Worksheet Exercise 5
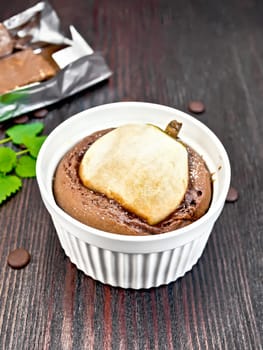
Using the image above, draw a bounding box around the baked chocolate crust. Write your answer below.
[53,129,212,236]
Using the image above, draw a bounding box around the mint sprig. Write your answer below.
[0,122,46,204]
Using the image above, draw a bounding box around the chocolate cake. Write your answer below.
[53,128,212,236]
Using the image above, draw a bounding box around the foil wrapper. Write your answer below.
[0,2,112,122]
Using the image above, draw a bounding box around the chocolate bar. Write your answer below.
[0,48,58,94]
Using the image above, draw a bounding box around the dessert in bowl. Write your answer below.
[53,122,212,236]
[36,102,231,289]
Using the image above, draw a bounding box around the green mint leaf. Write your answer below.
[0,147,17,173]
[22,135,47,158]
[6,122,44,145]
[15,155,36,178]
[0,173,22,204]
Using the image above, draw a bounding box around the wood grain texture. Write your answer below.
[0,0,262,349]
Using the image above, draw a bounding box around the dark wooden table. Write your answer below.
[0,1,262,349]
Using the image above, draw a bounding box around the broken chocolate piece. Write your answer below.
[0,23,13,58]
[13,35,33,49]
[0,48,58,95]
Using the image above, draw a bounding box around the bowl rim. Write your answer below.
[36,101,231,244]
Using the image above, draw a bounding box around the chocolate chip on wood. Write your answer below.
[188,101,205,114]
[7,248,31,269]
[34,108,48,118]
[14,115,29,124]
[226,187,239,203]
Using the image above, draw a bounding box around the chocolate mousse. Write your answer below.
[53,125,212,236]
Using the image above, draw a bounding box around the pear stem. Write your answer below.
[165,120,182,139]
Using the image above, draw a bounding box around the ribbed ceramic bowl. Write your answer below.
[36,102,230,289]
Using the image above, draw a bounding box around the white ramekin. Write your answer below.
[36,102,231,289]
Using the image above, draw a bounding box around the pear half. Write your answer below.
[79,124,189,225]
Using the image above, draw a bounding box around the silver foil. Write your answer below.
[0,2,112,122]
